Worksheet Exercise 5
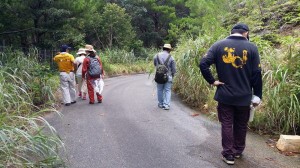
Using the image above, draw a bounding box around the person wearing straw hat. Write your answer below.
[75,48,88,100]
[82,44,104,104]
[153,44,176,110]
[199,23,262,165]
[53,44,77,106]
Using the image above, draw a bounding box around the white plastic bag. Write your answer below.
[249,105,255,122]
[99,78,104,94]
[249,95,261,122]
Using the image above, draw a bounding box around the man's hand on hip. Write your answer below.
[212,80,224,86]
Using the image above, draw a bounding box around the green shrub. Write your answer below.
[100,49,156,76]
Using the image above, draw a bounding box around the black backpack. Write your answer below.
[88,56,102,77]
[154,54,171,84]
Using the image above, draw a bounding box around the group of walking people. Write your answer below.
[53,23,262,166]
[53,44,104,106]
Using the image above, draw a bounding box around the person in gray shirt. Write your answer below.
[153,44,176,110]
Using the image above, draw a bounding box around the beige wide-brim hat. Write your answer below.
[163,44,172,50]
[76,48,87,55]
[85,44,96,53]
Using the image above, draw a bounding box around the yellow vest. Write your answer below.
[53,53,75,73]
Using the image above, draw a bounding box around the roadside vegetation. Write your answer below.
[0,1,299,166]
[100,49,157,76]
[173,0,300,135]
[0,49,64,167]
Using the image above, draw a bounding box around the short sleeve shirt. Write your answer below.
[53,53,75,73]
[74,56,86,76]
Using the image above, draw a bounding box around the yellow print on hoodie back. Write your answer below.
[222,47,248,68]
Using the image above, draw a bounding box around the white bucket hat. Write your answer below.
[76,48,86,55]
[85,44,96,53]
[163,44,172,50]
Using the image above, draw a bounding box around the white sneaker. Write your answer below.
[222,155,235,165]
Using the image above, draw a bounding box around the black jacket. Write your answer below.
[199,35,262,106]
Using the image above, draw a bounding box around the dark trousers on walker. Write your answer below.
[217,102,250,157]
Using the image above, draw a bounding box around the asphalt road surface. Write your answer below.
[46,74,299,168]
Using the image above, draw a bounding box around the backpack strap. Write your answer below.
[164,54,171,66]
[156,54,162,65]
[157,54,171,65]
[77,63,82,68]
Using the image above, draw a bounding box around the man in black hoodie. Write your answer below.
[199,23,262,165]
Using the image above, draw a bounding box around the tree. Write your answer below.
[101,3,136,49]
[0,0,86,49]
[114,0,178,47]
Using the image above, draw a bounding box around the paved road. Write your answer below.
[46,74,299,168]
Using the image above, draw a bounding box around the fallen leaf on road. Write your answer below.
[280,151,298,156]
[190,113,200,117]
[265,157,275,161]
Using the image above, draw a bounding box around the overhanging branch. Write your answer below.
[0,28,34,35]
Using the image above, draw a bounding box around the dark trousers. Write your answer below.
[217,102,250,156]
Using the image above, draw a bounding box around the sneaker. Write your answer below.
[158,104,164,108]
[65,103,71,106]
[78,92,82,97]
[82,93,87,100]
[89,102,94,104]
[163,106,170,110]
[71,101,76,104]
[234,153,242,159]
[222,155,235,165]
[96,93,103,103]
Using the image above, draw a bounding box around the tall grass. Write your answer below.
[0,49,64,167]
[173,37,213,108]
[172,25,227,111]
[0,110,64,167]
[250,37,300,134]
